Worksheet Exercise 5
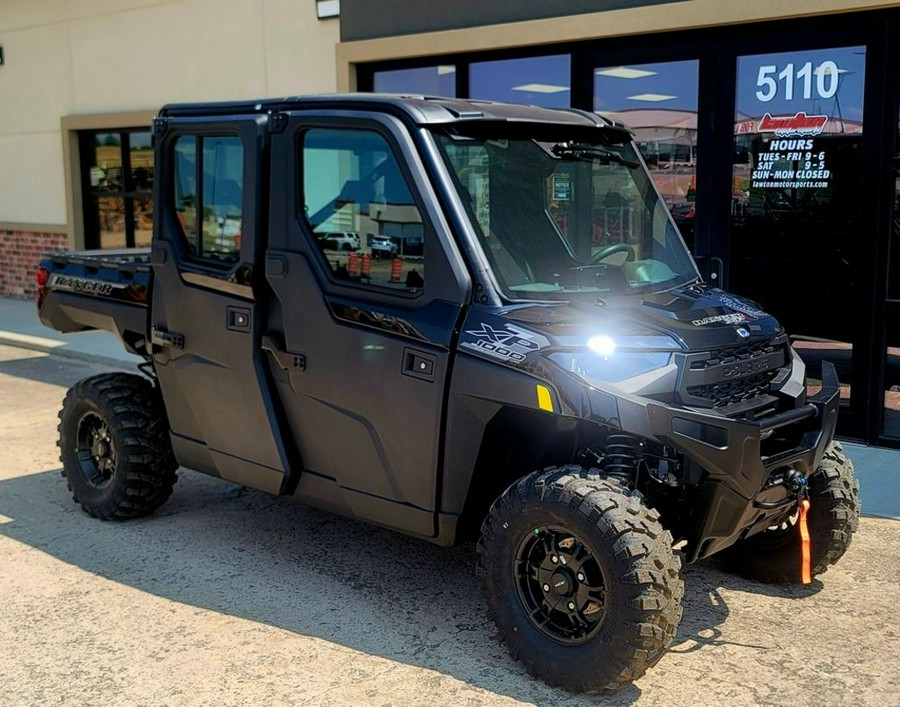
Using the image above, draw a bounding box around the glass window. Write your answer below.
[594,60,700,248]
[301,128,425,291]
[172,135,243,265]
[435,126,697,300]
[373,65,457,96]
[730,46,866,407]
[470,54,570,108]
[80,129,153,249]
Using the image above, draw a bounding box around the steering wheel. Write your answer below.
[589,243,635,264]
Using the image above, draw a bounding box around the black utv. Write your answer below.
[37,95,860,693]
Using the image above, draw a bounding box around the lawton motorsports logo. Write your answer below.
[757,112,829,138]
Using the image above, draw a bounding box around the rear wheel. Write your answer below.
[723,442,860,583]
[477,466,683,693]
[58,372,177,520]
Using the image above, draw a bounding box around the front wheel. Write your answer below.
[477,466,683,694]
[58,373,177,520]
[722,442,861,583]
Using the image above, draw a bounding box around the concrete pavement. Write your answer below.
[0,344,898,705]
[0,294,897,519]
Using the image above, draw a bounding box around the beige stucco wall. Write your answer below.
[0,0,339,230]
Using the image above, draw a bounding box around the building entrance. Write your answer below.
[359,8,900,445]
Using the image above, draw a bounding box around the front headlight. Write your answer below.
[586,335,617,357]
[549,351,673,385]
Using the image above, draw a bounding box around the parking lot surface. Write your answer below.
[0,344,898,706]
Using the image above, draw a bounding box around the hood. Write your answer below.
[496,285,782,352]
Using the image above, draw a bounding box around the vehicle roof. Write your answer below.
[158,93,628,132]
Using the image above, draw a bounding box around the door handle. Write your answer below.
[226,305,251,332]
[402,348,436,382]
[262,333,306,371]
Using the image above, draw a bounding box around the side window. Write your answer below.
[301,128,425,291]
[173,135,244,266]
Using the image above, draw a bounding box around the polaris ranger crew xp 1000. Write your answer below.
[37,95,860,694]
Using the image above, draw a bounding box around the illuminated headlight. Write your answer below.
[587,335,617,357]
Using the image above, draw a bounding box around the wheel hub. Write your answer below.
[90,435,109,459]
[549,569,574,597]
[75,412,116,487]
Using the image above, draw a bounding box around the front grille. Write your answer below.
[678,334,789,415]
[687,370,780,408]
[688,337,785,372]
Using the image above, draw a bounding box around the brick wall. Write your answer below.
[0,230,69,299]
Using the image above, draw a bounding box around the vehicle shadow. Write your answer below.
[0,467,816,705]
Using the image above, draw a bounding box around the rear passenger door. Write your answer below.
[150,115,292,493]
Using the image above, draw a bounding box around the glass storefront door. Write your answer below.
[729,46,867,423]
[883,108,900,438]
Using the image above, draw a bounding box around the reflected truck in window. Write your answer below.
[35,95,859,695]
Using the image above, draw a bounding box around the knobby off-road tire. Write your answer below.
[58,372,177,520]
[477,466,684,694]
[723,442,860,584]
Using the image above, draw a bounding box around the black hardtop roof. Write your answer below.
[158,93,628,132]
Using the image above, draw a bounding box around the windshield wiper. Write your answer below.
[551,142,640,169]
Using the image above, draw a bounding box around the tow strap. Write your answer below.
[798,498,812,585]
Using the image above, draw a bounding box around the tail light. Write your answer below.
[36,267,49,304]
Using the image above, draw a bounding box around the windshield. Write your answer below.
[433,126,698,300]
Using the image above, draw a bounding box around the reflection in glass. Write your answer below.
[201,137,243,262]
[92,195,126,249]
[594,60,699,247]
[88,133,123,192]
[731,46,867,406]
[134,197,153,247]
[129,132,154,191]
[470,54,570,108]
[373,65,456,97]
[302,128,426,290]
[884,319,900,438]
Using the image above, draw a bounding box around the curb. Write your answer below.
[0,332,139,371]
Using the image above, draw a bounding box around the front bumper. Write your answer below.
[593,362,840,562]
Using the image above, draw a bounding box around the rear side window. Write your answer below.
[301,128,425,292]
[173,135,244,265]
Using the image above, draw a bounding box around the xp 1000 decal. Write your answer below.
[460,322,547,364]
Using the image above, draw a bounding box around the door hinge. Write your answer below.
[267,111,288,134]
[151,117,168,137]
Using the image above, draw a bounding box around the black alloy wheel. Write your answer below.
[478,466,683,694]
[515,525,608,644]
